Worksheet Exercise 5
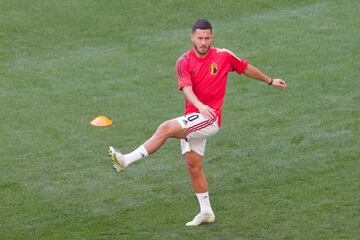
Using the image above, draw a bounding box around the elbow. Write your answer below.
[182,86,192,92]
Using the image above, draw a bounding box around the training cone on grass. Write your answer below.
[90,115,112,127]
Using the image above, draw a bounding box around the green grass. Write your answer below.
[1,0,359,239]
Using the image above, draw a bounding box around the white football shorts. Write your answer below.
[176,113,219,156]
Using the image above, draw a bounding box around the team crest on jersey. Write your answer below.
[210,63,217,75]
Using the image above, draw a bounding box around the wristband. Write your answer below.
[268,78,273,85]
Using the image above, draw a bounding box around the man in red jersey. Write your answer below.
[108,19,287,226]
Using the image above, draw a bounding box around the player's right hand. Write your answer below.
[198,104,216,119]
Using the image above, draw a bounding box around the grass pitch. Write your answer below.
[1,0,359,239]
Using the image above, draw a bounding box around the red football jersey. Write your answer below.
[176,47,248,126]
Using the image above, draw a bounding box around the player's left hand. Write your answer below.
[272,79,287,89]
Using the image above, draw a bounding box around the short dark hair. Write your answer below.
[192,19,212,33]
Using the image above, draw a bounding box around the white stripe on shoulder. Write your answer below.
[215,48,243,61]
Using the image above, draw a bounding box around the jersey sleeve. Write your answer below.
[226,49,248,75]
[176,54,192,90]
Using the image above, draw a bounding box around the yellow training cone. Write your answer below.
[90,115,112,127]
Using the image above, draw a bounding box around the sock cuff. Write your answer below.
[139,145,149,157]
[195,192,209,199]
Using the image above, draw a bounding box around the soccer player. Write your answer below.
[108,19,287,226]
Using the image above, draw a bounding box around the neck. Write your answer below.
[194,48,211,58]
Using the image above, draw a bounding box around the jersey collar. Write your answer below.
[191,47,214,61]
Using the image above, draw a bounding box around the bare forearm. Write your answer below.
[244,64,272,84]
[182,86,215,119]
[183,86,204,109]
[244,64,288,89]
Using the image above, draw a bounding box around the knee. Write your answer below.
[186,161,202,178]
[155,120,173,138]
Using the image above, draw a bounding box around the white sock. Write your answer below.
[195,192,214,215]
[124,145,149,166]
